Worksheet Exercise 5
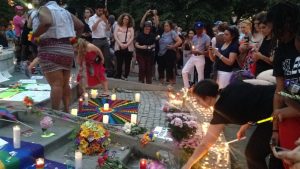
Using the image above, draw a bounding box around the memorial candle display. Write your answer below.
[140,159,147,169]
[131,114,137,124]
[111,94,117,101]
[13,125,21,149]
[75,150,82,169]
[135,93,141,102]
[36,158,45,169]
[71,109,78,116]
[90,89,98,99]
[103,115,109,124]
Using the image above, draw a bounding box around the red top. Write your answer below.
[77,51,106,87]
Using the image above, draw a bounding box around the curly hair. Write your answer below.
[226,26,240,44]
[117,13,134,28]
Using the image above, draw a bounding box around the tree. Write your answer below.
[0,0,14,25]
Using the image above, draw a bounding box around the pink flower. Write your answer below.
[185,121,198,129]
[171,117,183,128]
[40,116,53,129]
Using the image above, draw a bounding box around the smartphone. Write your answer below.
[244,36,250,43]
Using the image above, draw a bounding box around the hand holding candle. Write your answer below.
[13,125,21,149]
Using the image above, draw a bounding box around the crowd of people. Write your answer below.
[0,0,300,168]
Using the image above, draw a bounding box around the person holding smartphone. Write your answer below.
[275,138,300,169]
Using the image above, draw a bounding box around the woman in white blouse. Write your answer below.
[113,13,135,80]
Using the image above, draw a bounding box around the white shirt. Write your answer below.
[41,1,75,39]
[88,14,108,38]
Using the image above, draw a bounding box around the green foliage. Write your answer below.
[0,0,14,25]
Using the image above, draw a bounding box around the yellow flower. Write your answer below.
[94,132,102,140]
[79,145,87,154]
[81,125,88,131]
[80,129,90,138]
[80,139,88,148]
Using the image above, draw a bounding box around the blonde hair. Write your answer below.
[76,38,88,64]
[241,20,252,29]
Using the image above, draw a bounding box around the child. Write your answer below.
[72,38,109,96]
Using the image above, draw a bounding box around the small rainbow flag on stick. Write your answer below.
[0,107,16,121]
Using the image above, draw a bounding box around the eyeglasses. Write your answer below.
[123,18,129,20]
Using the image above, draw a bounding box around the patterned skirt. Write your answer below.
[37,38,74,73]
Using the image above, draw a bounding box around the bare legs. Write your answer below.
[44,69,71,113]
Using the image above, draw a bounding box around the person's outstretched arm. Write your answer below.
[182,124,225,169]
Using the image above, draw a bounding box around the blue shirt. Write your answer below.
[5,30,17,40]
[158,30,177,56]
[192,33,211,53]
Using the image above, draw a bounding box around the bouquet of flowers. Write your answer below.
[122,122,147,136]
[178,134,202,154]
[40,116,55,138]
[75,121,111,155]
[166,113,198,141]
[97,152,128,169]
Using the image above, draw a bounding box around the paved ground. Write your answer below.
[2,68,249,168]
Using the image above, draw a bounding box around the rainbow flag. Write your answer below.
[0,107,16,121]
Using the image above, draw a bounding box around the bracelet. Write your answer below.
[218,55,224,60]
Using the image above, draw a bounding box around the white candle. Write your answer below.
[90,89,98,99]
[111,94,117,101]
[13,125,21,149]
[75,150,82,169]
[103,115,109,124]
[71,109,78,116]
[135,93,141,102]
[36,158,45,168]
[83,93,88,105]
[192,45,195,50]
[103,103,109,111]
[131,114,137,124]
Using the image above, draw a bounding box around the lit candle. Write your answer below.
[103,115,109,124]
[131,114,137,124]
[71,109,78,116]
[90,89,98,99]
[192,45,195,50]
[75,150,82,169]
[13,125,21,149]
[83,93,88,106]
[111,94,117,101]
[103,103,109,111]
[135,93,141,102]
[78,98,83,112]
[36,158,45,169]
[140,159,147,169]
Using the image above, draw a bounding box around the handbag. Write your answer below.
[119,27,129,53]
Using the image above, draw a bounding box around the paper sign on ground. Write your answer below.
[19,79,37,84]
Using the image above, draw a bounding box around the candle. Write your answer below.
[103,115,109,124]
[90,89,98,99]
[111,94,117,101]
[71,109,78,116]
[135,93,141,102]
[131,114,137,124]
[13,125,21,149]
[192,45,195,50]
[83,93,88,105]
[140,159,147,169]
[78,98,83,112]
[36,158,45,169]
[75,150,82,169]
[103,103,109,111]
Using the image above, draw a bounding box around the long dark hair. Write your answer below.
[193,80,219,99]
[267,1,299,39]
